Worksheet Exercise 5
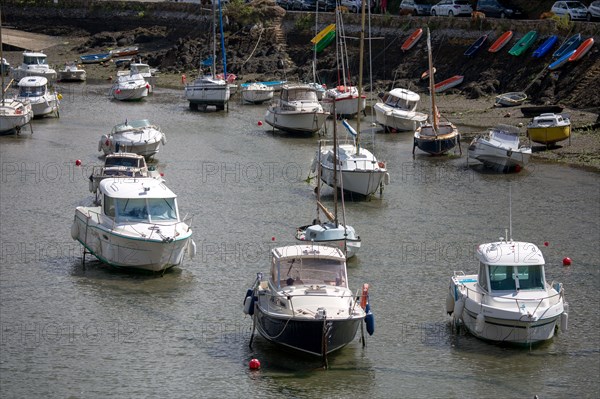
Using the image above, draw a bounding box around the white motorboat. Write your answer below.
[322,85,366,118]
[110,73,149,101]
[0,99,33,135]
[241,82,274,104]
[57,62,86,82]
[264,84,329,134]
[244,244,373,357]
[296,128,361,259]
[71,177,195,272]
[373,88,428,132]
[468,125,531,172]
[99,119,166,159]
[10,50,57,83]
[88,152,162,194]
[117,61,157,93]
[448,237,567,345]
[413,28,460,156]
[16,76,60,118]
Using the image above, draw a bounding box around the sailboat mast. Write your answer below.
[211,1,216,78]
[427,28,438,133]
[218,0,227,79]
[356,0,367,155]
[332,101,339,226]
[0,7,5,105]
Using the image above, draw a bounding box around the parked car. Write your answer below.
[587,0,600,21]
[550,1,588,20]
[399,0,433,15]
[430,0,473,17]
[340,0,375,13]
[476,0,524,18]
[317,0,336,11]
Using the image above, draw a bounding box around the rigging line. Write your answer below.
[239,28,264,68]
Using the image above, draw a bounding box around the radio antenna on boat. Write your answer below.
[508,184,513,242]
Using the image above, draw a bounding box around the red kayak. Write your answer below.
[434,75,464,93]
[488,31,513,53]
[401,28,423,51]
[568,38,594,62]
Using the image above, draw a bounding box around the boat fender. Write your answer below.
[365,303,375,336]
[187,240,196,259]
[70,221,79,240]
[310,156,317,174]
[360,283,369,309]
[475,313,485,334]
[453,297,464,318]
[560,312,568,332]
[243,294,255,316]
[384,172,390,185]
[446,292,455,315]
[161,134,167,146]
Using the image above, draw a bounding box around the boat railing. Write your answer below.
[458,280,564,312]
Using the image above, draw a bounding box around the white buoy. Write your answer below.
[475,313,485,334]
[454,298,464,319]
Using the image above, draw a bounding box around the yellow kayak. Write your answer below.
[311,24,336,45]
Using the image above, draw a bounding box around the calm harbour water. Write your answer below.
[0,82,598,398]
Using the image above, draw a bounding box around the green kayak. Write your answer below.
[508,31,538,56]
[314,30,336,53]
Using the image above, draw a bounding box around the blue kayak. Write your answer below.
[464,34,488,57]
[532,35,558,58]
[552,34,581,58]
[548,49,576,70]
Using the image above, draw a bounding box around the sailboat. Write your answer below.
[0,8,33,135]
[413,28,460,156]
[321,8,366,118]
[316,1,388,197]
[296,111,361,259]
[184,0,230,111]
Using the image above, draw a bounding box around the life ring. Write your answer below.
[360,283,369,309]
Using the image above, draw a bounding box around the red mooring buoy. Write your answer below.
[562,257,572,266]
[257,120,263,126]
[75,159,82,166]
[249,358,261,370]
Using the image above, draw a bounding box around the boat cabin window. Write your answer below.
[105,157,143,168]
[114,198,177,222]
[284,89,317,102]
[104,195,115,217]
[488,265,545,291]
[19,85,46,97]
[271,257,347,289]
[24,55,48,65]
[478,262,489,292]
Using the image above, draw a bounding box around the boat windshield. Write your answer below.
[385,95,416,110]
[19,85,46,97]
[283,89,318,102]
[105,156,144,168]
[24,55,48,65]
[113,119,152,133]
[489,265,544,291]
[272,257,347,289]
[109,197,178,222]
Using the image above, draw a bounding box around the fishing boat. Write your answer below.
[373,88,428,132]
[488,31,513,53]
[15,76,60,118]
[447,194,568,344]
[548,50,576,71]
[296,118,361,259]
[57,62,86,82]
[520,105,564,118]
[495,91,527,107]
[184,0,230,111]
[0,15,33,135]
[88,152,162,194]
[467,124,531,172]
[552,33,581,58]
[11,50,57,83]
[414,28,460,156]
[401,28,423,51]
[508,30,537,56]
[532,35,558,58]
[71,177,196,272]
[568,37,594,62]
[99,119,166,159]
[244,244,372,357]
[79,52,112,64]
[464,34,488,57]
[434,75,464,93]
[264,84,328,134]
[241,82,274,104]
[110,73,150,101]
[109,46,139,58]
[526,113,571,146]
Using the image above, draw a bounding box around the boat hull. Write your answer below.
[414,123,459,155]
[295,228,361,259]
[322,94,366,117]
[265,108,327,134]
[434,75,464,93]
[58,70,86,82]
[527,126,571,145]
[0,101,33,134]
[488,31,513,53]
[254,306,362,356]
[241,88,274,104]
[373,103,427,132]
[468,140,531,171]
[185,83,230,108]
[72,208,193,272]
[320,165,386,197]
[111,86,149,101]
